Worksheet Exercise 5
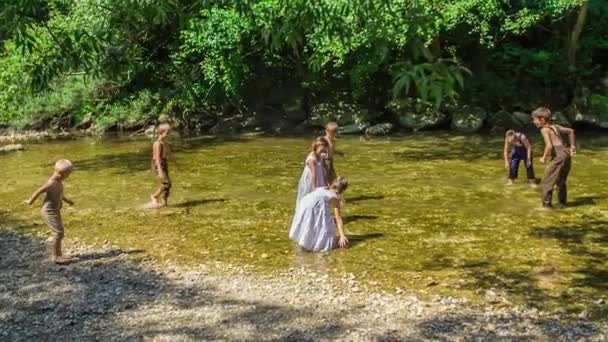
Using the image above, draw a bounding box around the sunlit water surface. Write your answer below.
[1,132,607,318]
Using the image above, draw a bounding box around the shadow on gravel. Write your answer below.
[1,210,605,340]
[74,248,145,262]
[377,313,600,341]
[0,226,350,340]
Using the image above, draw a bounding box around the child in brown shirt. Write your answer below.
[25,159,74,264]
[532,107,576,209]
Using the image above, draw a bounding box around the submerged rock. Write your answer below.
[451,106,487,133]
[339,123,368,135]
[365,123,394,136]
[0,144,24,153]
[387,98,447,131]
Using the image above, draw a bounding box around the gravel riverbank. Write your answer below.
[0,231,606,341]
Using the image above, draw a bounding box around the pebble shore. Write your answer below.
[1,232,606,341]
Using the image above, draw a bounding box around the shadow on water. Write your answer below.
[391,137,503,162]
[348,233,384,248]
[567,196,603,208]
[73,151,150,174]
[173,199,227,208]
[343,215,379,224]
[68,136,247,175]
[347,195,385,204]
[533,220,608,297]
[419,217,608,320]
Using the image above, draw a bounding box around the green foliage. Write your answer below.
[95,90,161,131]
[1,0,607,130]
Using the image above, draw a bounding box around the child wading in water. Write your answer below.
[25,159,74,265]
[532,107,576,209]
[503,130,537,187]
[295,137,329,209]
[319,122,344,186]
[150,124,172,208]
[290,177,349,252]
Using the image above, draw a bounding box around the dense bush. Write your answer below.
[1,0,607,131]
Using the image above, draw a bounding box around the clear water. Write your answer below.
[1,132,607,319]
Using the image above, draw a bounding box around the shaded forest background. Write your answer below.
[1,0,608,135]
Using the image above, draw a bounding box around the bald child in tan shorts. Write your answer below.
[26,159,74,265]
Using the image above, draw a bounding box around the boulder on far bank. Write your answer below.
[339,123,368,135]
[487,110,523,132]
[0,144,24,153]
[365,123,394,136]
[309,100,369,128]
[387,98,447,131]
[566,94,608,129]
[552,111,571,127]
[511,111,532,126]
[450,106,486,133]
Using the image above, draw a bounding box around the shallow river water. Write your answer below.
[1,132,607,317]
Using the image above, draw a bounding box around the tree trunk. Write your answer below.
[567,1,589,66]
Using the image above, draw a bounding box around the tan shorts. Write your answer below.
[42,209,64,240]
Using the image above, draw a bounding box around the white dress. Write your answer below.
[295,153,326,209]
[289,188,338,252]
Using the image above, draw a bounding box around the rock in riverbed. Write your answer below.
[0,144,24,153]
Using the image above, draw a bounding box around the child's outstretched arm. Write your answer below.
[333,205,348,248]
[333,142,345,157]
[25,182,50,205]
[503,136,510,169]
[522,135,533,166]
[539,128,553,164]
[62,196,74,206]
[307,158,317,188]
[557,125,576,155]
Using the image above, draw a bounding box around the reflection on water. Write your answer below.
[1,132,607,318]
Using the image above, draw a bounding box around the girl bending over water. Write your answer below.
[295,137,329,209]
[290,177,349,252]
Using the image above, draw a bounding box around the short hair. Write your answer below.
[54,159,73,173]
[325,122,338,132]
[531,107,552,120]
[158,123,171,134]
[330,176,348,194]
[505,129,515,137]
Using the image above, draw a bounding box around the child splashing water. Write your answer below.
[503,130,537,187]
[295,137,329,209]
[150,124,172,208]
[290,177,349,252]
[25,159,74,265]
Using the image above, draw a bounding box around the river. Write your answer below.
[1,132,607,316]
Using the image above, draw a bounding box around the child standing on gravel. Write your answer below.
[295,137,329,209]
[503,130,536,187]
[150,124,172,208]
[532,107,576,209]
[25,159,74,265]
[319,122,344,186]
